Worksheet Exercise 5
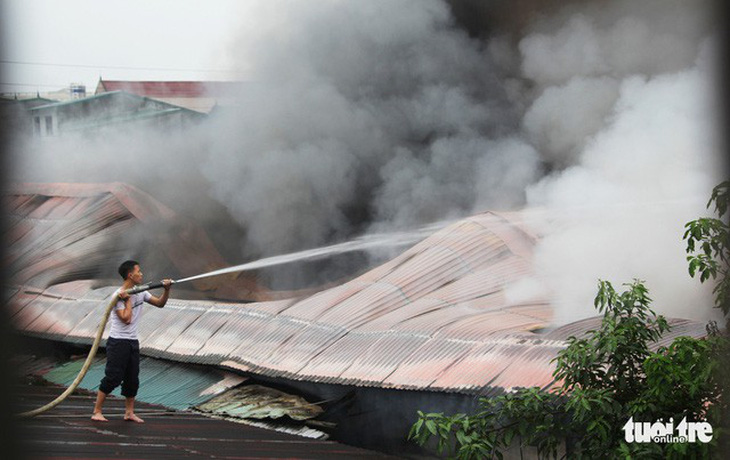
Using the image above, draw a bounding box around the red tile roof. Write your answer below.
[96,80,240,98]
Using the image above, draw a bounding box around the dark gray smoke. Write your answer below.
[8,0,726,310]
[203,0,537,258]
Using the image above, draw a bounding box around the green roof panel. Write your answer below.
[43,355,245,410]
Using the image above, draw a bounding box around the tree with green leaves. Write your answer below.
[409,182,729,459]
[410,280,723,458]
[684,181,730,324]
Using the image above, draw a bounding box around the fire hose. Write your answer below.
[17,280,173,418]
[15,233,395,417]
[13,223,432,418]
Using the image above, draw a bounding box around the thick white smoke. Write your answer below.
[516,1,724,324]
[522,77,620,167]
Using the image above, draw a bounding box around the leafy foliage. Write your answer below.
[684,180,730,319]
[683,180,730,455]
[409,280,724,458]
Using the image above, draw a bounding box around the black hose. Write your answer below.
[125,280,174,295]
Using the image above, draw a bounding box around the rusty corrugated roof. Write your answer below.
[3,182,278,301]
[7,184,708,395]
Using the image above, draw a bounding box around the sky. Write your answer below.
[0,0,244,94]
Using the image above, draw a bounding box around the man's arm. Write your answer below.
[115,293,133,324]
[148,279,173,308]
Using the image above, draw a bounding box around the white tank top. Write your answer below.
[109,290,152,340]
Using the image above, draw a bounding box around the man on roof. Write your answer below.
[91,260,173,423]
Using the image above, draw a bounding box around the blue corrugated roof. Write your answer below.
[43,355,244,410]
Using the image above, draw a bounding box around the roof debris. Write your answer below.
[196,384,324,421]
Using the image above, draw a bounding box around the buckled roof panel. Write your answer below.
[7,183,707,395]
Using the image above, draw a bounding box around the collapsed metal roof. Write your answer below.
[6,182,707,396]
[4,182,278,301]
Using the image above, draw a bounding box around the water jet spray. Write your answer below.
[125,220,451,295]
[16,221,446,417]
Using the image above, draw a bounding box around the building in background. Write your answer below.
[0,95,57,139]
[95,79,240,114]
[3,79,241,138]
[28,90,205,137]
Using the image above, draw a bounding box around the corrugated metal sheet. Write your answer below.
[3,182,271,301]
[7,183,709,396]
[196,384,323,421]
[19,353,332,440]
[10,354,63,377]
[42,355,245,410]
[16,383,392,458]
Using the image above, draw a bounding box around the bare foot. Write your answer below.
[91,412,108,422]
[124,413,145,423]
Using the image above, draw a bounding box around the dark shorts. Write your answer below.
[99,337,140,397]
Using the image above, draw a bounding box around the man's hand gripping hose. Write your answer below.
[16,281,172,418]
